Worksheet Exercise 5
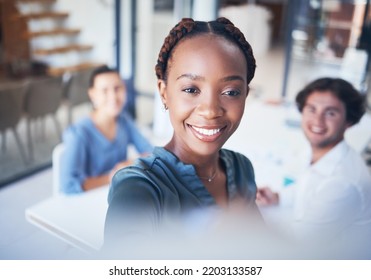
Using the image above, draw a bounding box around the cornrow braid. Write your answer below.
[155,18,196,81]
[155,17,256,84]
[215,17,256,85]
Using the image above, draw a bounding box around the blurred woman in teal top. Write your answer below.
[60,66,153,194]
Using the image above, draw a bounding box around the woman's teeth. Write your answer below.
[192,126,221,136]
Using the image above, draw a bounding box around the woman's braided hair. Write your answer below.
[155,17,256,84]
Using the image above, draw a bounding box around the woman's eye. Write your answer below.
[223,90,240,97]
[183,88,199,95]
[114,86,123,93]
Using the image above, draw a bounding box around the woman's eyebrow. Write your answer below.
[220,75,244,82]
[176,74,245,82]
[176,73,204,81]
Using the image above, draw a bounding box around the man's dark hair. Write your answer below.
[296,77,366,126]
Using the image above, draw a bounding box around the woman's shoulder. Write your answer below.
[220,148,253,167]
[63,117,94,140]
[220,149,255,184]
[113,147,174,179]
[116,111,141,133]
[108,152,164,202]
[117,111,134,124]
[108,147,184,199]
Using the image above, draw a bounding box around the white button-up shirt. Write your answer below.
[280,140,371,253]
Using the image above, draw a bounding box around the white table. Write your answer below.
[25,186,109,253]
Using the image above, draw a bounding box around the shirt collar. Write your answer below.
[152,147,238,203]
[85,117,121,147]
[152,147,234,176]
[310,140,349,176]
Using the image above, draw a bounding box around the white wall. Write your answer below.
[135,0,174,94]
[135,0,155,93]
[192,0,218,21]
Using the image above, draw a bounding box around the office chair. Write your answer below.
[0,83,28,164]
[62,69,93,125]
[24,76,64,161]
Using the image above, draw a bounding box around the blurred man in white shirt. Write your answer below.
[257,77,371,258]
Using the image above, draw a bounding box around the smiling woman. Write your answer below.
[60,66,153,194]
[103,18,264,257]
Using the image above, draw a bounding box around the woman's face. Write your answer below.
[158,35,249,158]
[89,72,126,118]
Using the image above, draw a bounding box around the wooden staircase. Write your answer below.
[1,0,102,77]
[12,11,69,20]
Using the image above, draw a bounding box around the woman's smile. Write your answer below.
[187,124,226,142]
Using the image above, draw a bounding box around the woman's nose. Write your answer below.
[196,93,224,119]
[108,88,123,99]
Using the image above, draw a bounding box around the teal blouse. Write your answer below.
[104,147,261,249]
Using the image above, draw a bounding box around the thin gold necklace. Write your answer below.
[199,169,217,182]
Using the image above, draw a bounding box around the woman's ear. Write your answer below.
[157,79,167,105]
